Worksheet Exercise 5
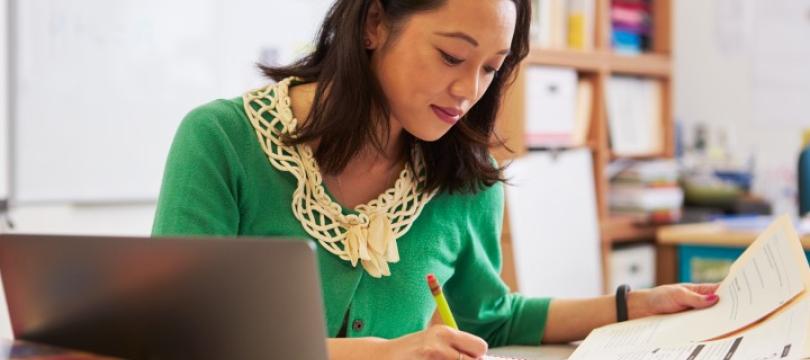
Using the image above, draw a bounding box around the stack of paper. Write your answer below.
[609,160,684,224]
[570,215,810,360]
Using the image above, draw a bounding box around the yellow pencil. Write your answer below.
[427,273,458,330]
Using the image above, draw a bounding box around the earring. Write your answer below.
[364,38,373,49]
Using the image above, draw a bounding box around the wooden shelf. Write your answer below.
[526,144,597,153]
[601,215,660,243]
[609,151,670,161]
[608,53,672,78]
[658,223,810,249]
[525,48,604,72]
[525,49,672,78]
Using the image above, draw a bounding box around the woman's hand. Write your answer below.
[629,283,720,320]
[380,324,488,360]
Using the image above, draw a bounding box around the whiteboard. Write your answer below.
[12,0,331,203]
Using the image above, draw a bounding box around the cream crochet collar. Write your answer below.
[243,77,437,278]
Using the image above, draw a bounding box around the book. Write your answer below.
[570,215,810,359]
[571,78,593,147]
[548,0,568,49]
[530,0,565,48]
[531,0,595,50]
[610,0,651,53]
[567,0,595,50]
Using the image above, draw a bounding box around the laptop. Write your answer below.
[0,234,329,360]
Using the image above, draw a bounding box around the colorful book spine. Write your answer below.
[611,0,651,54]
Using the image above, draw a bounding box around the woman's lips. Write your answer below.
[431,105,462,125]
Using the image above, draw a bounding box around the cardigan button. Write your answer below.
[352,319,364,332]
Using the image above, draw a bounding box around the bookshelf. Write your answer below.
[495,0,673,292]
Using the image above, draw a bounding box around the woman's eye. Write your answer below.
[439,50,464,66]
[484,66,498,74]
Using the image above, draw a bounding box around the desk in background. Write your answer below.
[657,222,810,283]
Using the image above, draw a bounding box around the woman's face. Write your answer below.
[369,0,517,142]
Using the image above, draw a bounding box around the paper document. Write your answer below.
[571,297,809,360]
[570,215,810,359]
[653,214,807,343]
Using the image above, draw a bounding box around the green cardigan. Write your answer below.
[152,96,551,346]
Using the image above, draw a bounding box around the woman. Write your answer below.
[153,0,719,358]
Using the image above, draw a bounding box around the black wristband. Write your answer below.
[615,284,631,322]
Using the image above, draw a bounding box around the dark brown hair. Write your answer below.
[260,0,531,194]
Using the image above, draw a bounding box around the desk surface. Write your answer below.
[0,339,576,360]
[489,345,576,360]
[658,222,810,248]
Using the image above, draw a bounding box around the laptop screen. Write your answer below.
[0,234,328,360]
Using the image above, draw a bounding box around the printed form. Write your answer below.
[569,215,810,360]
[571,297,809,360]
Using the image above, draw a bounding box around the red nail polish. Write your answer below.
[706,294,718,302]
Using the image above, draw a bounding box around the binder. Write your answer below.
[525,66,578,148]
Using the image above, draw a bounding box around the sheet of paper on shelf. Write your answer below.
[569,215,810,359]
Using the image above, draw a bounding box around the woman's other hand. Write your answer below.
[629,283,720,319]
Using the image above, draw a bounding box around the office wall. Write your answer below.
[0,0,7,201]
[12,0,334,204]
[0,0,12,341]
[6,0,332,235]
[674,0,810,216]
[11,203,156,236]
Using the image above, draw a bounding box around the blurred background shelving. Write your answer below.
[495,0,674,293]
